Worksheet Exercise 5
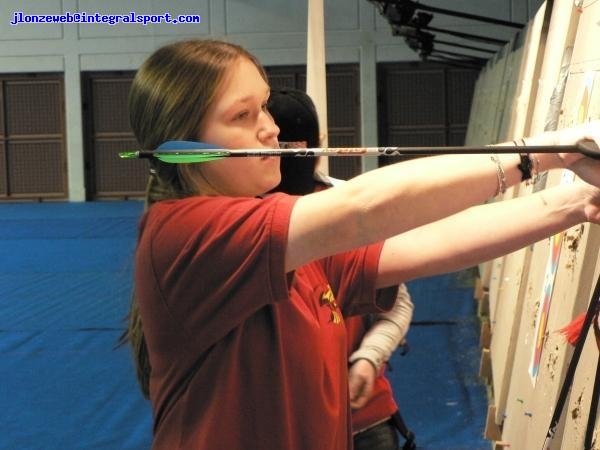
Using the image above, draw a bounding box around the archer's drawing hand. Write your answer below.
[554,121,600,185]
[348,359,377,409]
[523,121,600,187]
[547,121,600,224]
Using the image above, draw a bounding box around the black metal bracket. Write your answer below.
[368,0,525,64]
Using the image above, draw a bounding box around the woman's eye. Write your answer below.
[234,111,249,121]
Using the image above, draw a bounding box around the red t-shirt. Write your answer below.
[345,315,399,432]
[135,193,394,450]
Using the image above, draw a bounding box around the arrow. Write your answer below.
[118,140,600,164]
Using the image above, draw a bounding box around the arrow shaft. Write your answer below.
[119,141,600,163]
[131,142,597,158]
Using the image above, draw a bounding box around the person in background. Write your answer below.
[123,38,600,450]
[268,88,416,450]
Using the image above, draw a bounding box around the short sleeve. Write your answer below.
[136,193,297,352]
[321,241,395,317]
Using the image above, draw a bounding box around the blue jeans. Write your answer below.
[353,419,400,450]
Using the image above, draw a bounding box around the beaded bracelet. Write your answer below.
[490,155,506,196]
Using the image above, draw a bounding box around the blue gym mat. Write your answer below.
[0,201,152,450]
[0,201,487,449]
[390,271,489,449]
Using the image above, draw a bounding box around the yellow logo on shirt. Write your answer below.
[320,286,341,325]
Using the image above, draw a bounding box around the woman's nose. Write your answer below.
[258,113,280,143]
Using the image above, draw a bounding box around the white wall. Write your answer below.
[0,0,536,200]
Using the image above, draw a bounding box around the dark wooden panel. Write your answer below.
[5,80,62,136]
[326,65,360,180]
[377,62,480,168]
[7,140,64,195]
[447,69,479,124]
[94,137,147,197]
[268,73,299,90]
[0,74,66,200]
[327,69,359,128]
[92,78,133,134]
[0,87,4,137]
[0,143,6,196]
[82,71,141,199]
[384,68,446,127]
[328,132,361,180]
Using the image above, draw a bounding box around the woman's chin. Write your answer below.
[261,176,282,196]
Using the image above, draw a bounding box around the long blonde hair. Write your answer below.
[123,39,267,397]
